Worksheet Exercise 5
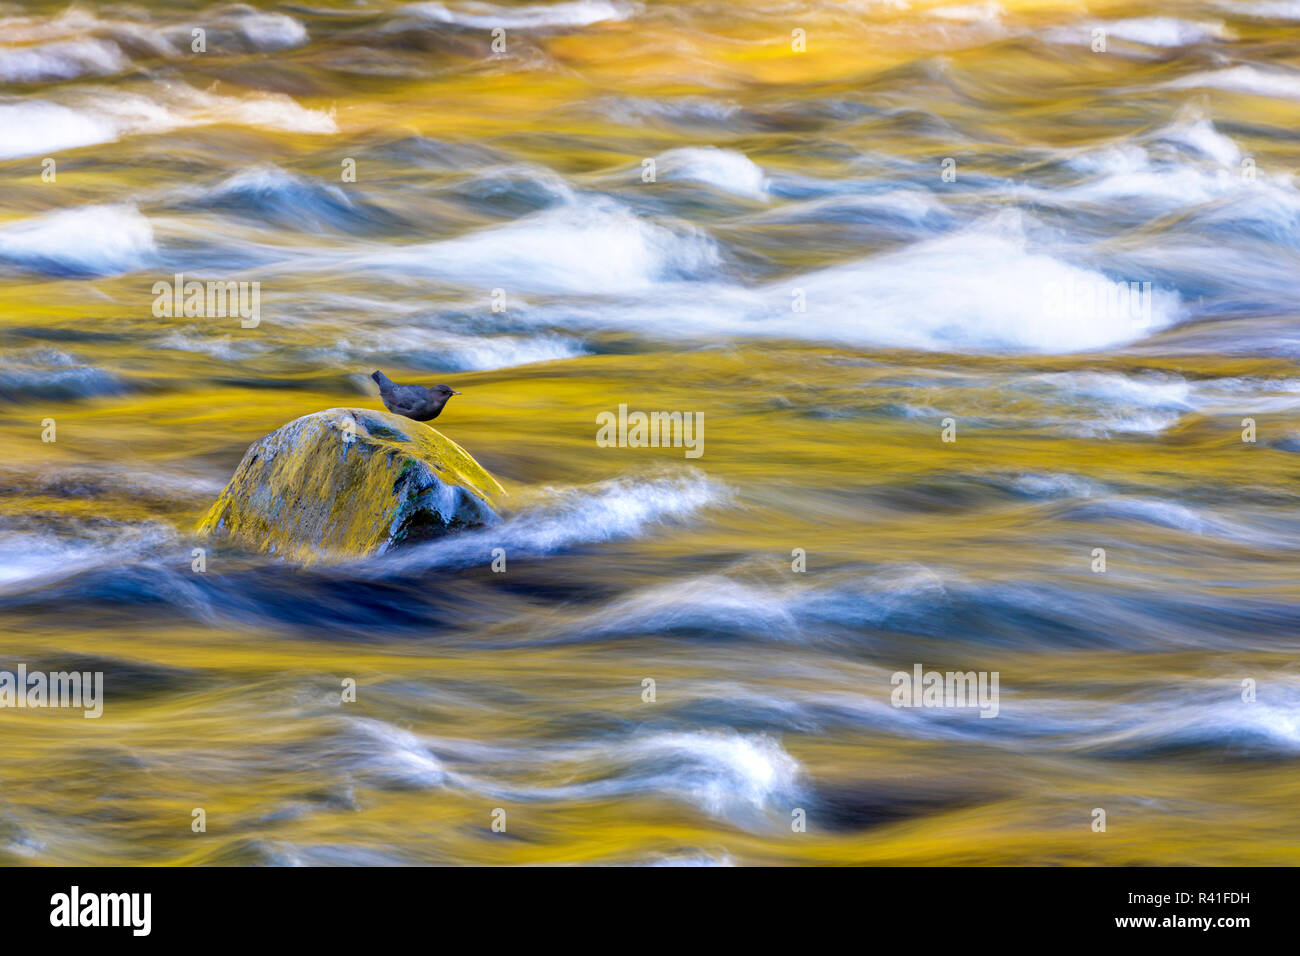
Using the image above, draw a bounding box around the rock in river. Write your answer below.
[198,408,504,562]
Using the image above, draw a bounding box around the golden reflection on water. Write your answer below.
[1,0,1299,864]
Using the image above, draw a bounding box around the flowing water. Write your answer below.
[1,0,1299,865]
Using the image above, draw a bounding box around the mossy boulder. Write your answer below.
[198,408,504,562]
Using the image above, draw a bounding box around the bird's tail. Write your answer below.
[371,370,391,387]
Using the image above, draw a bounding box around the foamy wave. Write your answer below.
[0,349,126,402]
[0,7,115,44]
[330,718,450,789]
[518,211,1180,352]
[180,164,382,232]
[571,565,950,641]
[176,83,337,134]
[1087,687,1300,756]
[1045,17,1231,51]
[0,37,129,83]
[332,718,804,826]
[0,84,336,161]
[941,369,1300,437]
[925,2,1004,24]
[370,472,727,573]
[749,188,949,226]
[0,519,175,593]
[0,8,177,55]
[1064,156,1241,205]
[0,102,121,159]
[404,332,588,371]
[1008,473,1105,500]
[638,852,736,866]
[0,464,224,503]
[1063,372,1300,426]
[607,731,804,822]
[1064,114,1246,173]
[333,328,588,371]
[1062,498,1229,536]
[207,164,341,202]
[1218,1,1300,21]
[786,211,1181,351]
[0,8,305,85]
[1103,17,1231,46]
[1155,116,1242,167]
[1054,118,1292,210]
[447,164,577,212]
[229,12,309,50]
[1022,370,1193,436]
[656,147,770,200]
[577,575,804,638]
[947,681,1300,757]
[1166,65,1300,102]
[474,731,806,825]
[155,333,273,362]
[354,198,721,293]
[404,0,640,29]
[0,204,156,277]
[564,553,1300,649]
[744,677,1300,758]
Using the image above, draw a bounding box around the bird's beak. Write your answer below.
[451,390,462,395]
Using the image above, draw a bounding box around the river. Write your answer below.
[1,0,1298,864]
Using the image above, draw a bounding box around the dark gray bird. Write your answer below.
[371,370,461,422]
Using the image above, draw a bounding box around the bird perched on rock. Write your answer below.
[371,370,461,422]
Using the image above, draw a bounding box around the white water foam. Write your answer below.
[656,147,770,200]
[503,210,1182,352]
[337,329,588,371]
[783,211,1181,351]
[570,564,952,641]
[0,83,336,161]
[1035,372,1300,435]
[1103,17,1231,46]
[0,7,306,83]
[0,519,175,593]
[1157,116,1243,167]
[404,0,640,29]
[232,12,309,50]
[925,2,1004,24]
[328,718,803,827]
[0,204,157,276]
[370,472,726,573]
[0,101,121,158]
[748,188,949,225]
[1166,64,1300,102]
[354,197,721,293]
[612,731,804,822]
[1055,118,1296,210]
[0,38,129,83]
[206,164,351,204]
[1217,1,1300,20]
[0,348,125,401]
[579,574,803,637]
[331,718,450,789]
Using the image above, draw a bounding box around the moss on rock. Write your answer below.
[198,408,505,563]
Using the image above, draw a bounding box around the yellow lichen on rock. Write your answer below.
[198,408,505,563]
